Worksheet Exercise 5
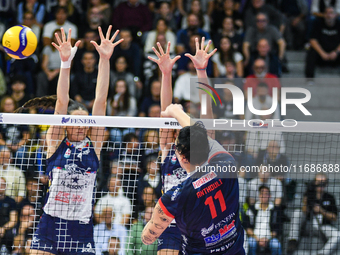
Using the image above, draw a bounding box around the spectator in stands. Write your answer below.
[79,3,109,37]
[243,13,286,68]
[177,0,214,17]
[245,109,285,159]
[0,177,18,252]
[176,13,211,54]
[212,36,243,77]
[145,18,176,56]
[127,206,157,255]
[177,33,213,76]
[0,98,30,157]
[70,51,98,112]
[95,175,132,226]
[139,80,161,117]
[213,84,240,119]
[220,60,243,88]
[142,186,157,209]
[281,0,308,50]
[248,165,283,206]
[153,2,177,32]
[137,155,162,209]
[73,29,99,73]
[305,7,340,78]
[22,11,42,44]
[256,140,289,181]
[181,0,210,32]
[112,0,152,37]
[244,185,283,255]
[244,0,284,31]
[45,0,83,28]
[141,130,159,157]
[36,29,62,97]
[287,173,339,254]
[9,77,32,108]
[18,177,43,217]
[87,0,111,26]
[173,60,200,104]
[213,17,243,52]
[110,56,141,100]
[108,79,137,117]
[105,236,121,255]
[311,0,340,17]
[243,58,281,100]
[111,29,142,78]
[42,6,78,47]
[94,207,127,255]
[211,0,243,34]
[247,38,281,77]
[244,82,280,120]
[12,204,35,255]
[17,0,45,28]
[0,147,26,203]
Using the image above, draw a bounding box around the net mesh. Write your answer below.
[0,116,339,255]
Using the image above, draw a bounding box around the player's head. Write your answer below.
[65,100,89,142]
[259,185,270,204]
[175,122,209,172]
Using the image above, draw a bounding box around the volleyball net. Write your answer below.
[0,113,339,255]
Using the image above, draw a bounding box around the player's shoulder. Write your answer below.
[207,138,234,163]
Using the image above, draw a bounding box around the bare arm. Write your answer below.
[89,26,124,156]
[148,42,181,162]
[161,104,190,128]
[243,42,250,66]
[141,202,173,245]
[185,37,217,138]
[46,28,81,158]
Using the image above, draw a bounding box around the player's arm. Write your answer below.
[148,41,181,162]
[141,201,174,245]
[185,37,217,139]
[47,28,80,155]
[89,26,123,156]
[161,104,190,127]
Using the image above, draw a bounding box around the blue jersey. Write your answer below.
[160,139,244,254]
[161,145,187,194]
[43,137,99,223]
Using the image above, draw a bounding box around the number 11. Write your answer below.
[204,190,226,219]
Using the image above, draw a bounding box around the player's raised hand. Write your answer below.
[185,37,217,70]
[148,41,181,74]
[91,26,124,60]
[52,28,81,63]
[161,104,184,118]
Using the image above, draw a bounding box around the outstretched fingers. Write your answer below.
[61,27,66,42]
[148,56,159,63]
[74,40,81,48]
[208,48,218,57]
[157,42,165,56]
[98,26,105,41]
[67,28,71,43]
[152,46,161,59]
[166,41,171,55]
[205,40,211,52]
[195,37,199,53]
[110,29,120,43]
[106,25,112,40]
[201,37,205,51]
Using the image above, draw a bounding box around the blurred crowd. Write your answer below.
[0,0,340,254]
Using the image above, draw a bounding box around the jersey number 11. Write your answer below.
[204,190,226,219]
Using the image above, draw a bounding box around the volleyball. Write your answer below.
[2,25,37,59]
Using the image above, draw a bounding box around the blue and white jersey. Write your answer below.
[159,139,244,254]
[161,145,187,194]
[43,137,99,223]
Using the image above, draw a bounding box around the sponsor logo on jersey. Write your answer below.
[215,213,235,229]
[0,114,3,123]
[81,243,95,253]
[171,154,177,164]
[192,172,217,189]
[157,239,163,246]
[64,148,71,158]
[55,191,70,203]
[210,240,235,253]
[31,236,40,244]
[204,220,236,247]
[201,223,214,237]
[171,187,180,201]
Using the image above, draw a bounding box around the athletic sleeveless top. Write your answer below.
[43,137,99,223]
